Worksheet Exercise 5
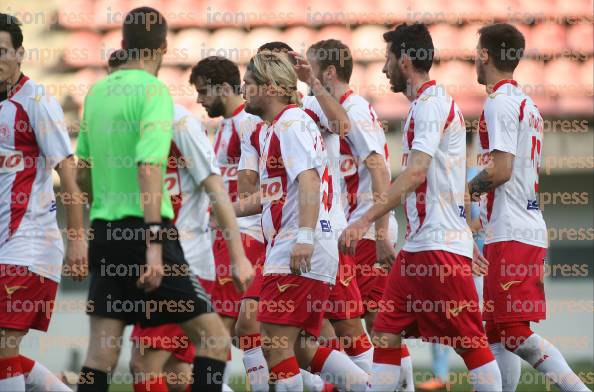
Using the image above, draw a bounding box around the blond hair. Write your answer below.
[246,51,301,106]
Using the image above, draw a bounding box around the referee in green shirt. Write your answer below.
[73,7,252,392]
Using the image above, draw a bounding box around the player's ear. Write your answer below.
[478,47,489,64]
[160,39,168,55]
[16,46,25,64]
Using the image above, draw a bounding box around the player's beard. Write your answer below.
[476,61,486,85]
[389,63,407,93]
[206,97,225,118]
[244,100,264,118]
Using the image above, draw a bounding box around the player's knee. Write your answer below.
[235,316,259,338]
[129,353,146,376]
[496,321,533,351]
[87,346,120,371]
[484,320,501,344]
[333,318,364,339]
[369,331,401,348]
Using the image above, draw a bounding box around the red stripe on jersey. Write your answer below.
[321,165,333,212]
[478,111,489,150]
[384,143,390,160]
[414,180,427,233]
[406,116,415,149]
[251,122,264,156]
[9,100,39,238]
[8,74,29,99]
[213,125,223,155]
[303,108,329,133]
[228,121,241,163]
[339,140,359,219]
[519,99,527,121]
[232,103,245,117]
[266,132,287,246]
[417,80,436,96]
[443,100,456,132]
[168,142,183,224]
[486,190,495,221]
[339,89,353,104]
[492,79,518,92]
[403,198,411,239]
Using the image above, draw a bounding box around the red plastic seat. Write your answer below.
[514,60,546,96]
[283,26,316,54]
[207,28,246,64]
[93,0,131,30]
[581,58,594,96]
[57,0,95,29]
[167,29,209,66]
[162,0,202,28]
[363,62,391,100]
[315,26,353,48]
[531,23,566,56]
[245,27,283,59]
[545,59,581,96]
[63,32,103,67]
[352,25,386,62]
[430,24,461,60]
[567,23,594,54]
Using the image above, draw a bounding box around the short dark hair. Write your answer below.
[258,41,294,53]
[189,56,241,92]
[307,39,353,83]
[0,13,23,49]
[122,7,167,59]
[383,23,434,73]
[478,23,525,72]
[108,49,128,69]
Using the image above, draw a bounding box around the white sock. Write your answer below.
[490,342,521,391]
[243,347,269,392]
[275,372,302,392]
[301,369,327,392]
[349,347,373,374]
[24,361,71,391]
[223,361,232,386]
[319,350,368,392]
[366,363,400,392]
[0,374,26,391]
[398,353,414,392]
[468,360,502,392]
[514,334,590,391]
[222,383,233,392]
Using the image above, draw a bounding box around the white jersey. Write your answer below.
[477,79,547,248]
[166,104,219,281]
[401,80,473,258]
[239,104,339,284]
[301,95,347,234]
[214,104,263,242]
[0,75,72,282]
[336,91,397,242]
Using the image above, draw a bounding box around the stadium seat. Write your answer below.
[515,59,546,96]
[162,0,203,28]
[531,23,566,56]
[372,93,411,121]
[556,0,594,17]
[567,23,594,55]
[545,58,581,96]
[433,60,482,99]
[581,58,594,96]
[458,23,484,58]
[93,0,131,30]
[63,32,103,67]
[430,24,461,59]
[102,30,123,60]
[57,0,95,29]
[306,0,343,25]
[349,63,368,96]
[71,69,107,104]
[207,28,247,64]
[362,62,390,100]
[167,29,210,66]
[245,27,284,60]
[352,25,386,62]
[316,25,353,48]
[283,26,316,54]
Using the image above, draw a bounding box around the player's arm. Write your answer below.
[290,51,350,137]
[291,168,321,275]
[56,156,88,280]
[468,150,514,201]
[365,152,396,266]
[234,170,262,217]
[340,150,431,254]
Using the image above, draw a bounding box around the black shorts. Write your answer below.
[87,217,212,327]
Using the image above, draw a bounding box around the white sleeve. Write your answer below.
[410,99,443,157]
[278,115,323,182]
[301,96,331,134]
[345,103,386,160]
[484,96,519,155]
[173,114,220,185]
[238,121,263,172]
[30,94,72,168]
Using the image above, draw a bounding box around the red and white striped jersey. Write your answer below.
[477,79,547,248]
[401,80,472,258]
[240,104,339,284]
[301,95,347,234]
[166,104,219,281]
[213,104,263,242]
[0,75,72,282]
[336,90,397,242]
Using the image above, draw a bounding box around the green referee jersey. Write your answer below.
[76,69,174,221]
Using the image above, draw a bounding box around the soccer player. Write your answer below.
[74,8,253,392]
[470,23,590,392]
[339,23,502,391]
[236,51,368,391]
[0,12,84,392]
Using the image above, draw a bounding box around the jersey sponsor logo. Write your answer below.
[340,275,354,287]
[50,200,57,212]
[527,199,539,210]
[260,177,283,203]
[320,219,332,232]
[0,123,9,142]
[339,154,357,177]
[277,283,299,293]
[458,205,466,218]
[164,171,181,196]
[500,280,521,291]
[217,277,233,286]
[0,149,24,172]
[4,284,27,296]
[220,164,238,181]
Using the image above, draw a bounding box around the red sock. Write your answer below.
[401,344,410,358]
[344,333,372,357]
[309,346,333,374]
[498,321,533,351]
[0,356,23,380]
[459,347,495,370]
[19,355,35,374]
[373,347,402,365]
[239,334,262,350]
[270,356,300,383]
[320,336,342,351]
[133,375,168,392]
[227,348,232,361]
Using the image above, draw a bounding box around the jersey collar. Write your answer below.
[416,80,436,97]
[231,103,245,117]
[1,73,28,101]
[271,104,298,125]
[492,79,518,92]
[339,89,354,105]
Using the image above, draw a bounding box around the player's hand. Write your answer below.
[375,237,396,269]
[66,238,88,281]
[231,255,254,292]
[290,243,314,275]
[289,51,316,86]
[338,219,371,256]
[472,241,489,276]
[137,244,165,292]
